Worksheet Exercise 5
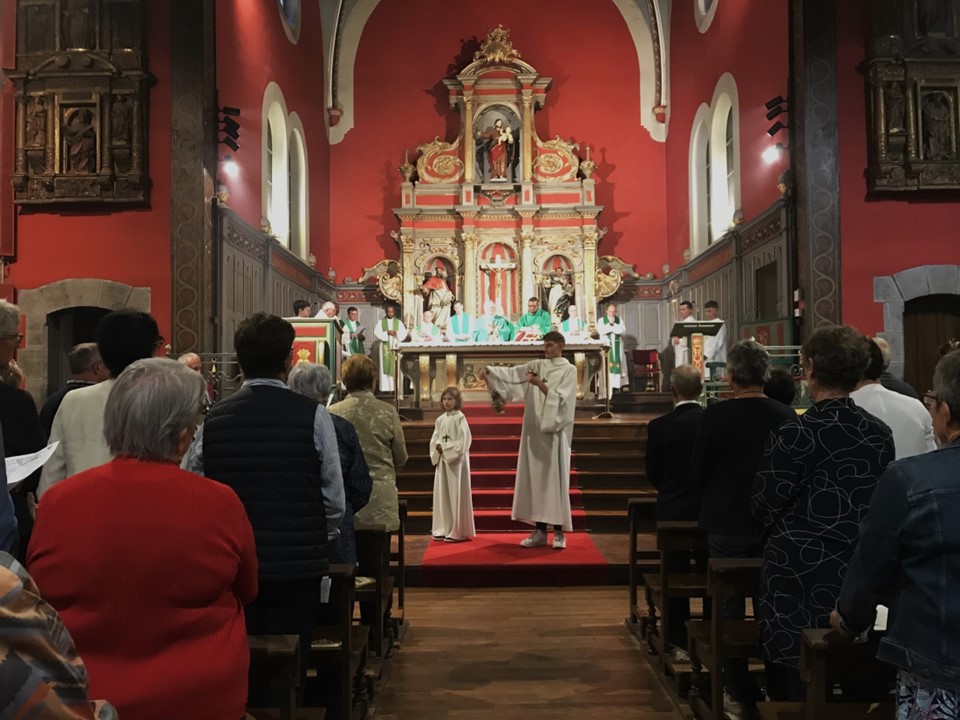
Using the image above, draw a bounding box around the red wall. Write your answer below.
[328,0,668,281]
[664,1,790,271]
[837,0,960,333]
[215,0,330,270]
[4,1,173,340]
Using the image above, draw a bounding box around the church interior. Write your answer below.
[2,0,960,718]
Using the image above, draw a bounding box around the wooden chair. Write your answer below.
[308,564,370,720]
[628,497,659,628]
[632,348,661,392]
[643,522,709,672]
[757,629,895,720]
[355,525,394,658]
[686,558,763,720]
[247,635,324,720]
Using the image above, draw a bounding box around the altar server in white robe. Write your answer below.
[597,303,628,397]
[430,386,476,542]
[702,300,727,378]
[446,302,474,343]
[374,303,407,392]
[673,301,697,366]
[479,331,577,549]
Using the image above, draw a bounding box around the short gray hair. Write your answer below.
[287,361,332,403]
[0,300,20,338]
[873,336,892,370]
[933,350,960,425]
[104,358,205,461]
[671,364,702,401]
[726,340,771,387]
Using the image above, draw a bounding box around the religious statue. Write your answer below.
[541,266,574,321]
[420,264,454,329]
[63,0,96,50]
[477,118,515,181]
[918,0,952,36]
[885,83,905,133]
[26,97,46,147]
[922,92,953,160]
[63,108,97,174]
[112,95,132,144]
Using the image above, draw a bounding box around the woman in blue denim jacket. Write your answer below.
[833,349,960,720]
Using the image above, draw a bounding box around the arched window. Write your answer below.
[265,123,274,221]
[288,129,307,259]
[262,84,310,260]
[277,0,301,44]
[688,104,712,256]
[694,0,718,33]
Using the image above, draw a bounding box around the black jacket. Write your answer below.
[645,403,704,521]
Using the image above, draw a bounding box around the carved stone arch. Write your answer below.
[610,0,668,142]
[16,279,152,405]
[874,264,960,378]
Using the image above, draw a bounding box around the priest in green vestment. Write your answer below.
[560,304,588,341]
[446,301,474,342]
[597,303,628,397]
[373,304,407,392]
[473,300,516,342]
[516,297,552,339]
[343,306,366,356]
[412,309,443,342]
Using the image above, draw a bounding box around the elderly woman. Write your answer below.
[29,358,257,720]
[691,340,796,715]
[753,326,894,701]
[288,361,372,564]
[833,350,960,719]
[330,355,407,532]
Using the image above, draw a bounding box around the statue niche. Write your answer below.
[539,255,575,322]
[475,107,520,183]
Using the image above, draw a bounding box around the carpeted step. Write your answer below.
[467,419,524,436]
[469,452,524,470]
[470,488,583,510]
[420,532,608,587]
[462,404,525,419]
[471,436,521,452]
[472,508,588,532]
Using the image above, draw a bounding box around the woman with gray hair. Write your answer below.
[691,340,797,717]
[29,358,258,720]
[288,362,372,564]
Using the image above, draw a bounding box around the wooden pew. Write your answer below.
[758,629,895,720]
[246,635,325,720]
[642,521,709,674]
[308,564,370,720]
[687,558,763,720]
[355,525,394,659]
[389,500,407,638]
[627,497,659,630]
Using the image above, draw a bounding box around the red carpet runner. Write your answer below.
[420,532,609,587]
[419,404,607,587]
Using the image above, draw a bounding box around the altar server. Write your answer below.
[373,304,407,392]
[673,301,697,366]
[446,302,474,343]
[479,331,576,549]
[430,387,475,543]
[597,303,628,397]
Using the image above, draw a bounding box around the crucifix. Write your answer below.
[478,255,517,312]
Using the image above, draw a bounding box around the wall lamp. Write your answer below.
[767,120,788,137]
[219,106,241,152]
[762,143,787,164]
[221,154,239,178]
[765,95,787,111]
[765,95,789,137]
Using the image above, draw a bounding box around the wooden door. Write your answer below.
[903,294,960,394]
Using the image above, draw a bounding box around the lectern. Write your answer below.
[290,318,343,380]
[670,322,722,375]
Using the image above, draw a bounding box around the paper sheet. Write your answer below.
[5,442,59,487]
[874,604,888,631]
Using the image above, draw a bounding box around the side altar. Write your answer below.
[361,26,635,332]
[397,339,608,408]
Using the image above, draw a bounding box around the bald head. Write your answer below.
[177,352,202,374]
[671,364,702,402]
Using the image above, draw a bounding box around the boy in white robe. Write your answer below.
[479,331,577,549]
[373,304,407,392]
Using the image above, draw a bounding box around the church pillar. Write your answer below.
[521,92,533,182]
[520,232,535,304]
[790,0,842,339]
[400,234,416,327]
[462,233,477,314]
[583,230,598,318]
[463,93,475,184]
[170,0,217,353]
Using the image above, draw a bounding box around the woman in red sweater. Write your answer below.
[29,357,258,720]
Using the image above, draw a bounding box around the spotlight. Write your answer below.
[767,120,788,137]
[220,106,241,117]
[222,154,239,178]
[765,106,784,121]
[765,96,786,111]
[221,136,240,152]
[762,143,785,164]
[221,116,240,140]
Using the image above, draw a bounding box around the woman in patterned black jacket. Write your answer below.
[752,326,895,701]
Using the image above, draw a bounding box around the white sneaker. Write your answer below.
[552,531,567,549]
[520,529,548,547]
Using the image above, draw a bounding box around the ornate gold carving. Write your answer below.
[598,255,639,279]
[416,136,464,184]
[532,135,580,182]
[473,25,522,65]
[595,266,622,301]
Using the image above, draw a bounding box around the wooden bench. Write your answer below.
[627,496,659,628]
[389,499,407,638]
[355,525,394,659]
[308,564,370,720]
[642,521,708,673]
[687,558,763,720]
[247,635,324,720]
[757,629,895,720]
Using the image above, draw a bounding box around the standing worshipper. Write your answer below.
[753,326,894,702]
[343,306,366,356]
[516,297,552,339]
[292,299,312,318]
[430,387,475,543]
[373,303,407,392]
[702,300,727,378]
[479,331,577,549]
[446,301,474,343]
[597,303,628,397]
[39,342,109,437]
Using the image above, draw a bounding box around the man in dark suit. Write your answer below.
[873,336,920,400]
[645,364,704,660]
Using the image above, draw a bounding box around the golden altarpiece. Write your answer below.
[363,27,627,330]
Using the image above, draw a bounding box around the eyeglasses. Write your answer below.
[2,334,23,345]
